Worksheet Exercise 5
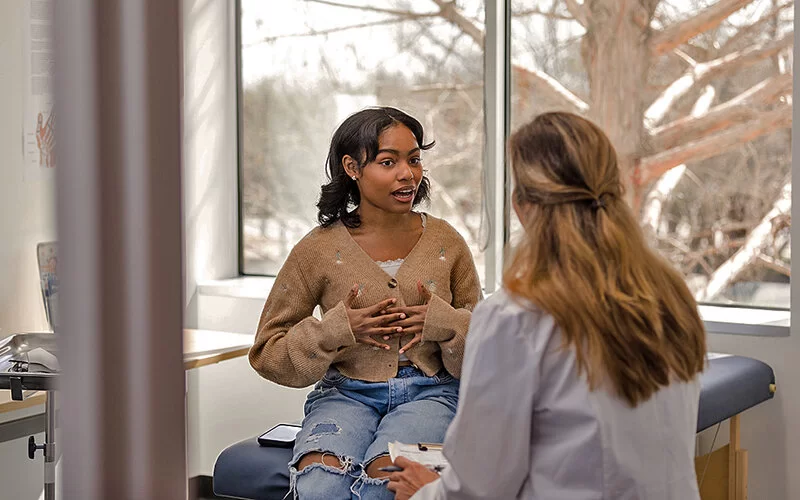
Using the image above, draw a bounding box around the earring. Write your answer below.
[351,175,357,181]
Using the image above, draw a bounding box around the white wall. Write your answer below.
[0,1,55,336]
[0,2,56,499]
[182,0,239,330]
[181,0,310,478]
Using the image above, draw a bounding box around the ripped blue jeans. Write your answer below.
[289,365,459,500]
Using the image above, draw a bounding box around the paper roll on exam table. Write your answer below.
[212,353,777,500]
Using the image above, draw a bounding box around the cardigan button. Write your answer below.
[388,278,398,288]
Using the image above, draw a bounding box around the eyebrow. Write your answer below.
[377,148,421,156]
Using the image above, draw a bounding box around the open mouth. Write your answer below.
[391,187,415,203]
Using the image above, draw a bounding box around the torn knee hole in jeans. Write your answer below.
[350,459,390,500]
[363,452,392,479]
[293,460,350,477]
[351,467,390,496]
[304,420,342,443]
[291,450,355,475]
[288,452,357,500]
[363,452,390,468]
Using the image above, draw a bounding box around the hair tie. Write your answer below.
[591,198,605,210]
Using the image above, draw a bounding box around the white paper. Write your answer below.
[388,441,449,471]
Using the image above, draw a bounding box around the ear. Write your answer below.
[342,155,359,179]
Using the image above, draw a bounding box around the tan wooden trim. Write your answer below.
[736,449,748,500]
[183,345,251,370]
[0,391,47,415]
[728,414,741,500]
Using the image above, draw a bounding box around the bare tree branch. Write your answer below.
[255,0,588,113]
[720,0,793,54]
[651,0,753,56]
[513,64,590,113]
[642,164,688,233]
[645,32,793,126]
[406,82,482,92]
[690,221,761,240]
[758,254,791,276]
[412,21,473,69]
[563,0,588,26]
[515,7,574,21]
[304,0,437,17]
[430,0,485,43]
[248,17,435,44]
[640,104,792,183]
[643,84,716,233]
[651,73,792,150]
[696,180,791,300]
[430,0,589,113]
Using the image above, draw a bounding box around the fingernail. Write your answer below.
[385,346,390,350]
[391,299,396,303]
[399,349,404,354]
[400,313,406,319]
[380,310,386,314]
[383,336,390,340]
[396,327,402,332]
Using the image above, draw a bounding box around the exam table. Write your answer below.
[212,353,776,500]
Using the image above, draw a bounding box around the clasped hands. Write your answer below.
[344,280,431,353]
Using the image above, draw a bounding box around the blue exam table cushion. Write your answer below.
[697,353,775,432]
[213,437,292,500]
[213,354,776,499]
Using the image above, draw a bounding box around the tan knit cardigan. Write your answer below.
[248,214,482,388]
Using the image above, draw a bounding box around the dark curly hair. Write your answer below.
[317,107,434,228]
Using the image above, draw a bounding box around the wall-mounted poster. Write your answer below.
[23,0,54,171]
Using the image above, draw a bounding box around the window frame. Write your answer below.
[231,0,792,337]
[235,0,246,277]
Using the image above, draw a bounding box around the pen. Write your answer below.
[378,465,403,472]
[378,465,445,473]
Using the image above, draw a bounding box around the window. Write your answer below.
[509,0,792,309]
[238,0,487,281]
[240,0,792,310]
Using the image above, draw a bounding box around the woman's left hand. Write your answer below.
[381,281,431,354]
[386,457,440,500]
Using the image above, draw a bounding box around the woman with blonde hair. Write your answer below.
[387,112,707,500]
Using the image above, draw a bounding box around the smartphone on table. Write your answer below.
[257,423,302,448]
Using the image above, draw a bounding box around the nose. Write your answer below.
[397,161,414,181]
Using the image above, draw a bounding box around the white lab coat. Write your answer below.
[412,289,701,500]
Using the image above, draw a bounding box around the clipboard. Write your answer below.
[388,441,449,471]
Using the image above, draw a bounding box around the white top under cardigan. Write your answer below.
[412,289,702,500]
[377,213,426,363]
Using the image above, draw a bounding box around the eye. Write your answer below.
[409,157,422,165]
[379,159,395,167]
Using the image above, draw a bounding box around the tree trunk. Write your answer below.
[582,0,659,207]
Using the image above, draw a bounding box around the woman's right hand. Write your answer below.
[344,284,406,350]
